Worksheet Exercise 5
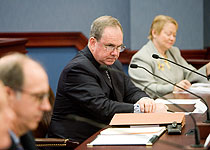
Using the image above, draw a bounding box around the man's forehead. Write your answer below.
[100,26,123,44]
[22,60,49,90]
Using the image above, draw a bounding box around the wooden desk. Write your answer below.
[76,92,210,150]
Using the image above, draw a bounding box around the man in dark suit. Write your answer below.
[48,16,167,143]
[0,53,51,150]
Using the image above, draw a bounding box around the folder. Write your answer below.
[109,113,185,127]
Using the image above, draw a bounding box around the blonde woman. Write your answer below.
[129,15,210,98]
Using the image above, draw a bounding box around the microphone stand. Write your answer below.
[130,64,210,123]
[152,54,210,80]
[135,82,200,149]
[130,64,208,148]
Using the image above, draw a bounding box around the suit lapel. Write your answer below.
[101,69,113,89]
[109,69,123,102]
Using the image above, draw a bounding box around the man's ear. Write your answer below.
[4,86,17,105]
[88,37,97,51]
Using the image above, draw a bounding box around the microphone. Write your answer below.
[104,64,204,148]
[102,64,206,148]
[152,54,210,80]
[130,63,210,148]
[99,64,109,70]
[99,64,128,76]
[130,63,210,123]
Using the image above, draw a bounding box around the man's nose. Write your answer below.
[41,97,51,112]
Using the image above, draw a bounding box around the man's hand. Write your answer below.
[135,97,156,113]
[135,97,168,113]
[154,103,168,113]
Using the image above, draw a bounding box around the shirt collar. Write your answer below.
[9,130,20,145]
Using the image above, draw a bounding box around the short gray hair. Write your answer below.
[0,53,27,90]
[90,16,123,41]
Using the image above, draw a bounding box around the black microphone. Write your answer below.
[130,63,210,148]
[152,54,210,80]
[104,64,203,148]
[130,63,210,122]
[99,64,109,70]
[102,64,206,148]
[99,64,128,76]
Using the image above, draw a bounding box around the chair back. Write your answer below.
[33,88,79,150]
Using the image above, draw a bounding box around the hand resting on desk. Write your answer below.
[154,103,168,113]
[135,97,168,113]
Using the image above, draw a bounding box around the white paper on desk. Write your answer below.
[87,134,153,146]
[155,99,207,113]
[191,83,210,88]
[130,124,159,128]
[173,83,210,93]
[100,127,165,136]
[192,100,207,113]
[87,127,166,146]
[155,98,200,104]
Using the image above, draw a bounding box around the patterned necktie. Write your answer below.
[105,70,111,82]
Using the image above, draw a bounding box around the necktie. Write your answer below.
[105,70,117,100]
[105,70,111,82]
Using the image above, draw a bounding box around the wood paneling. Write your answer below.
[0,32,209,69]
[120,49,210,69]
[0,38,28,57]
[0,32,88,50]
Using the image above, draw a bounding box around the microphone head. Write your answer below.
[152,54,160,59]
[130,64,138,68]
[100,65,108,70]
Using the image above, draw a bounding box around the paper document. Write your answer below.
[191,83,210,88]
[87,134,156,146]
[100,127,165,136]
[204,134,210,148]
[155,99,200,104]
[173,83,210,93]
[155,99,207,113]
[87,127,166,146]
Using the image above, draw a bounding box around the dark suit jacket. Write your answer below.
[48,47,148,143]
[9,132,36,150]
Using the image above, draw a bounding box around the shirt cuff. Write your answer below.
[134,104,141,113]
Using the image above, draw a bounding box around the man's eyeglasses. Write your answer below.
[104,44,126,52]
[15,88,49,103]
[94,37,126,52]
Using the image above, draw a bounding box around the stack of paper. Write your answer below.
[87,127,166,146]
[173,83,210,93]
[155,99,207,113]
